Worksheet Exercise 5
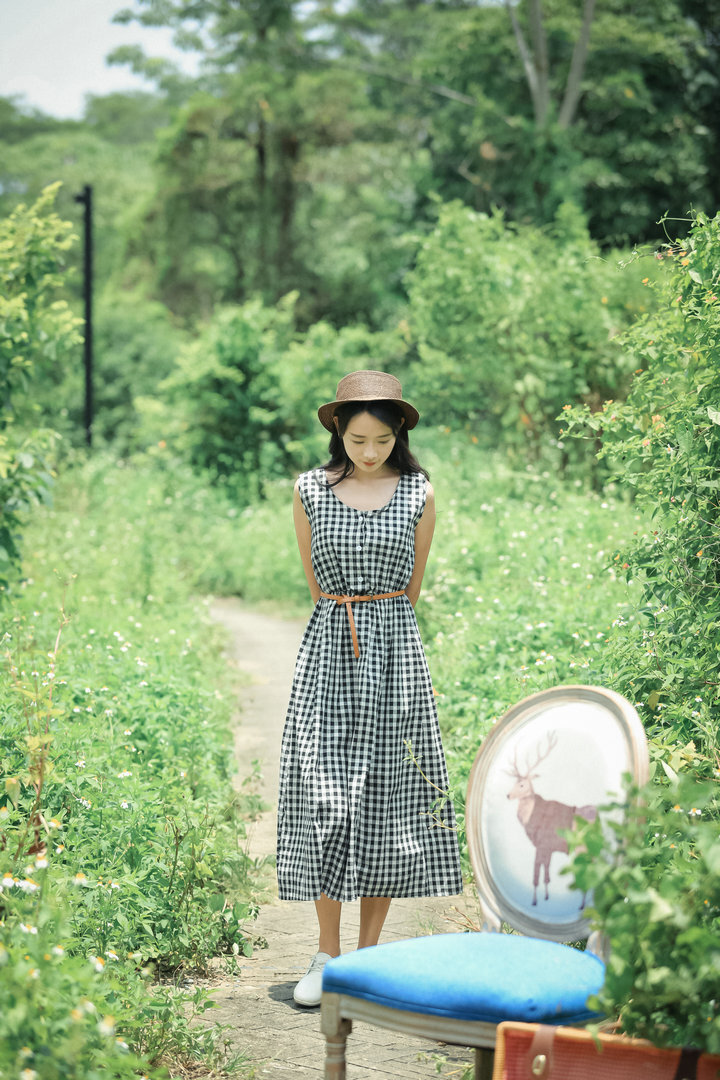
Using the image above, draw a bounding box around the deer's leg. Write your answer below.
[532,852,541,906]
[544,858,550,900]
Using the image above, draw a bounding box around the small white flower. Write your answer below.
[120,801,130,810]
[76,760,86,769]
[98,1015,115,1036]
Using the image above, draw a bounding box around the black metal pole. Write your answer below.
[74,184,93,447]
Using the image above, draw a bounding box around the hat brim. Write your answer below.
[318,397,419,431]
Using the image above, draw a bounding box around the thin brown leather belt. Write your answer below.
[319,590,406,659]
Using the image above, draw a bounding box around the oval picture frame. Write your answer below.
[466,684,649,942]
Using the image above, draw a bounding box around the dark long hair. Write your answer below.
[323,400,429,486]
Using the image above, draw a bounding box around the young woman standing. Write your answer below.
[277,370,462,1007]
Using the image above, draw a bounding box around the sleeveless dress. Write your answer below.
[276,467,463,903]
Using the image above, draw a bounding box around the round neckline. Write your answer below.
[322,469,403,513]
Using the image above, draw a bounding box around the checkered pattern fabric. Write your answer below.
[277,468,463,902]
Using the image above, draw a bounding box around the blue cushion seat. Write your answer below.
[322,933,604,1025]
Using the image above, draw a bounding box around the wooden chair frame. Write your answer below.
[321,992,497,1079]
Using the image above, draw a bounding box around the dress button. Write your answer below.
[356,544,362,551]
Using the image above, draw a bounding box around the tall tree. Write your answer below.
[110,0,428,323]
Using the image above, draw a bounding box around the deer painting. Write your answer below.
[506,731,597,906]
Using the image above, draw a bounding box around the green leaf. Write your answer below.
[660,759,678,782]
[707,406,720,426]
[704,841,720,875]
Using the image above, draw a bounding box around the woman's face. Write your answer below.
[338,410,398,475]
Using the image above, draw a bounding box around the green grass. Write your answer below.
[1,453,261,1079]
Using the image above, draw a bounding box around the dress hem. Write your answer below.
[278,886,465,903]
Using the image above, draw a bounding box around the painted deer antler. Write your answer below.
[524,730,558,776]
[505,748,523,779]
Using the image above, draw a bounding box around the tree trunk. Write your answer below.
[507,0,597,131]
[558,0,597,129]
[275,131,300,297]
[505,0,550,127]
[256,105,270,295]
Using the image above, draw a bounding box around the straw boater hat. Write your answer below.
[317,370,419,431]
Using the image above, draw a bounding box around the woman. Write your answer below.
[277,370,462,1007]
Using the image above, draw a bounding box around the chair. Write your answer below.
[321,684,649,1079]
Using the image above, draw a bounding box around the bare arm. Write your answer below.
[293,481,321,604]
[406,482,436,607]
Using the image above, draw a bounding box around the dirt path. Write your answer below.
[202,598,475,1079]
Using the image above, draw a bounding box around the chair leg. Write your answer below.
[321,994,352,1080]
[475,1046,494,1080]
[324,1023,351,1080]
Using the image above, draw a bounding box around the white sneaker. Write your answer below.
[293,951,333,1007]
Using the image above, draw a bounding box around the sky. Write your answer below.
[0,0,199,119]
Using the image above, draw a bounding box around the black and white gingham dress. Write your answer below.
[277,468,463,902]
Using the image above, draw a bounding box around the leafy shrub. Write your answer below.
[85,294,182,450]
[146,296,297,502]
[0,183,82,594]
[570,773,720,1052]
[405,200,659,464]
[140,296,408,501]
[561,210,720,769]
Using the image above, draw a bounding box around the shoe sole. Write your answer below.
[293,994,321,1007]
